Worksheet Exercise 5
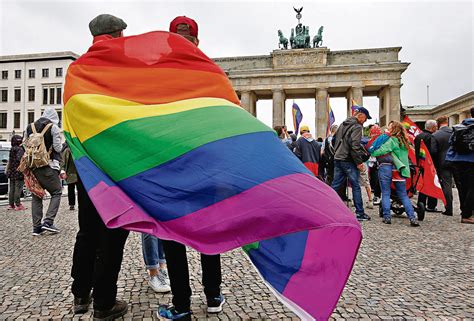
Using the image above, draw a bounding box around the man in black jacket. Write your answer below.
[331,107,371,221]
[69,14,129,321]
[414,119,439,211]
[433,116,454,216]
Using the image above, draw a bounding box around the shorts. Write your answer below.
[358,163,370,188]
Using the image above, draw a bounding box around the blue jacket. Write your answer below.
[445,118,474,163]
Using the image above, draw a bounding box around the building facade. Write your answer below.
[404,91,473,128]
[0,52,78,141]
[214,47,409,138]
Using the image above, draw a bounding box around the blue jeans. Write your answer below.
[332,160,365,215]
[141,233,166,270]
[378,164,416,220]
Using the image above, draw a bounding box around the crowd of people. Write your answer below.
[276,107,474,226]
[4,11,473,321]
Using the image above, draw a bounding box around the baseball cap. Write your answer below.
[300,125,310,134]
[354,106,372,119]
[169,16,198,38]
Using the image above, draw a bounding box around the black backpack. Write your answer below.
[324,137,335,162]
[451,124,474,154]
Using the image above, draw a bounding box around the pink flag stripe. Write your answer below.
[88,173,361,254]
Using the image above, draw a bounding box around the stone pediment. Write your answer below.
[272,48,328,69]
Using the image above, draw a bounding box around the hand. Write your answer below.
[357,163,365,171]
[60,171,67,180]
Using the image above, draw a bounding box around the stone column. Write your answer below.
[240,91,257,117]
[388,85,401,123]
[459,110,470,122]
[378,88,387,127]
[272,89,286,128]
[449,114,460,126]
[346,87,364,117]
[315,88,328,139]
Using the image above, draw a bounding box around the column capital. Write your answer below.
[272,88,285,93]
[388,83,402,89]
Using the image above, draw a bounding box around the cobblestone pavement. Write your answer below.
[0,191,472,320]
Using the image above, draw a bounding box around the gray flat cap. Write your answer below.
[89,14,127,36]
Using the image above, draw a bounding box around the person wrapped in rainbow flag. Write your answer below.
[64,13,363,321]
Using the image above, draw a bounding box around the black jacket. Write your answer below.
[414,129,437,165]
[432,126,453,169]
[7,135,24,180]
[294,137,321,164]
[333,117,367,165]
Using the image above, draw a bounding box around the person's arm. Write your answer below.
[371,139,395,157]
[349,126,365,164]
[51,125,63,153]
[294,139,303,159]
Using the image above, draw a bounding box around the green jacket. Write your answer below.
[61,147,78,184]
[371,137,410,178]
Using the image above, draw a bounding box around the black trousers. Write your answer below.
[437,167,453,214]
[452,162,474,219]
[162,240,221,312]
[418,193,438,210]
[68,183,77,206]
[71,179,129,310]
[369,165,381,198]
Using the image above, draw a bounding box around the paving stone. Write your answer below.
[0,192,472,320]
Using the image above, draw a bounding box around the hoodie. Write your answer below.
[25,107,62,170]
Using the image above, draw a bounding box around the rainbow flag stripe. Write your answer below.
[64,31,362,320]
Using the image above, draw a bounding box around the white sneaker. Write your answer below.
[149,275,171,293]
[373,197,381,205]
[160,268,170,286]
[366,201,374,209]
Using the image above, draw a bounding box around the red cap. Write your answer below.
[169,16,198,38]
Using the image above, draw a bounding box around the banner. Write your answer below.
[402,116,446,204]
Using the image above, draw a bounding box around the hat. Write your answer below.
[169,16,198,38]
[89,14,127,37]
[300,125,310,134]
[354,106,372,119]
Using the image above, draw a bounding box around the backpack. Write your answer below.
[24,122,53,169]
[324,137,335,163]
[451,124,474,154]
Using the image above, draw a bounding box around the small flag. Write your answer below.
[292,102,303,134]
[351,99,359,116]
[326,97,335,137]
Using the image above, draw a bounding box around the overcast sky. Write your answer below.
[1,0,472,133]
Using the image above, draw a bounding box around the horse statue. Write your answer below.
[278,30,288,50]
[290,28,295,49]
[313,26,324,48]
[304,27,311,48]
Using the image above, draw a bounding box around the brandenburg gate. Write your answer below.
[214,47,409,137]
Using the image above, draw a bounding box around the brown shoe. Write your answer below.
[461,217,474,224]
[93,300,128,320]
[73,295,91,314]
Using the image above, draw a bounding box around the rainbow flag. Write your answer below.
[326,97,335,137]
[63,31,362,320]
[292,102,303,134]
